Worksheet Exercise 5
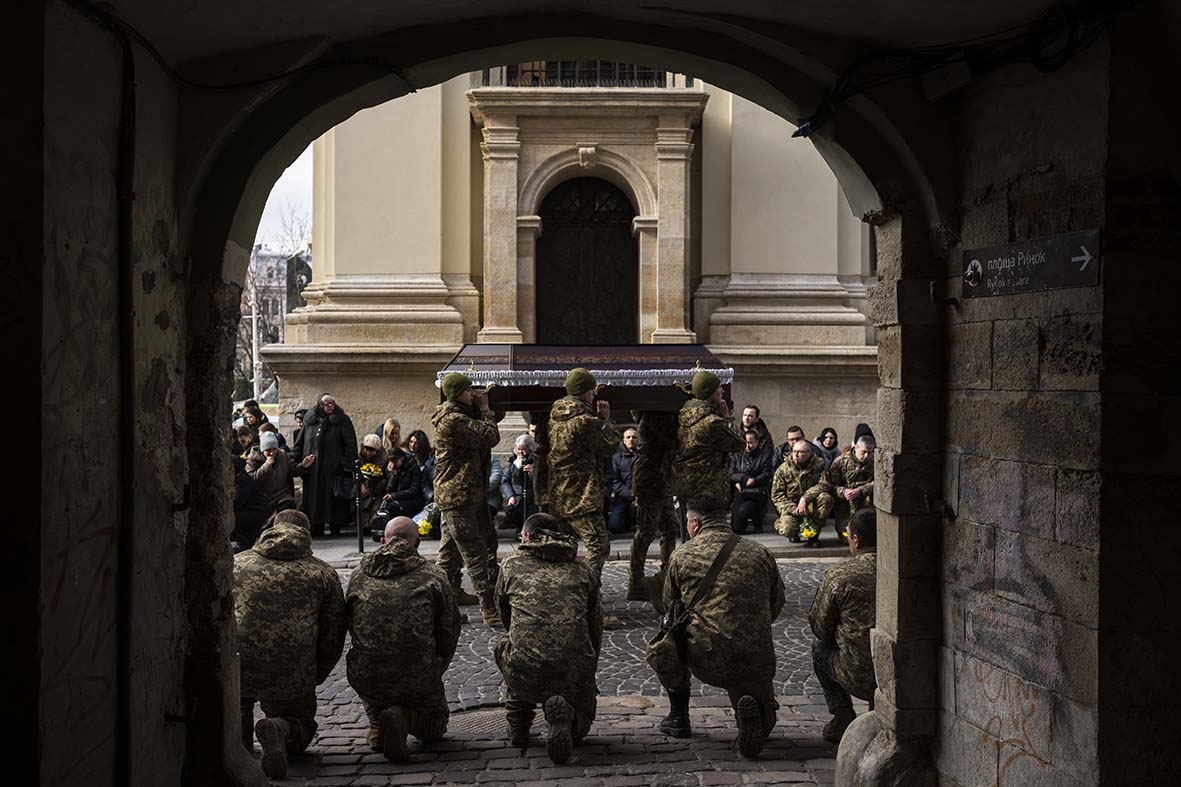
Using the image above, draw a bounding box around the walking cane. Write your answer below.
[354,457,364,554]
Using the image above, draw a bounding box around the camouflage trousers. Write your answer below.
[654,662,779,734]
[629,496,679,592]
[360,697,448,745]
[494,638,594,742]
[438,504,500,610]
[240,691,317,753]
[565,511,609,578]
[773,493,835,541]
[832,493,872,543]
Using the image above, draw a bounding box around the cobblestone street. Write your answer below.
[257,559,867,785]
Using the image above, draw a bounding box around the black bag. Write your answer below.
[646,533,740,674]
[332,473,355,501]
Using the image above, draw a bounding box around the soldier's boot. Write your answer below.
[454,586,481,606]
[481,605,501,626]
[659,688,692,739]
[542,695,573,764]
[627,556,648,601]
[736,695,770,758]
[602,612,621,630]
[786,521,802,543]
[366,725,382,752]
[255,717,291,779]
[380,706,411,763]
[507,705,535,748]
[240,710,254,751]
[821,707,857,743]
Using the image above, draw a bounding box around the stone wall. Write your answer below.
[935,46,1109,787]
[41,5,190,784]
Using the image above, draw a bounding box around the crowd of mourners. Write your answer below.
[230,371,879,778]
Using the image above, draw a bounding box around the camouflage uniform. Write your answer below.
[547,395,620,576]
[674,399,744,506]
[234,523,347,753]
[494,529,603,742]
[652,514,785,731]
[430,400,501,612]
[809,548,877,710]
[629,411,680,596]
[770,453,835,542]
[345,537,462,746]
[828,451,875,542]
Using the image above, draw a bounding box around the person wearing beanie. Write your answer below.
[675,371,744,509]
[248,423,314,514]
[357,433,389,535]
[547,367,620,579]
[430,373,503,625]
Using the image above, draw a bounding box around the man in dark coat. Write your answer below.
[729,430,774,534]
[606,428,638,535]
[371,448,425,539]
[291,393,359,537]
[741,405,775,466]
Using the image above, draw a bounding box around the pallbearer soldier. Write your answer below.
[430,372,502,624]
[675,370,744,506]
[546,367,620,577]
[627,410,680,601]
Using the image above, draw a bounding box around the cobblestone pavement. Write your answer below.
[256,559,867,785]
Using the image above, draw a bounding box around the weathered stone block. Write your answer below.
[948,321,992,389]
[962,590,1097,705]
[873,689,937,738]
[875,388,942,454]
[993,530,1098,626]
[998,743,1088,787]
[1053,469,1100,550]
[958,198,1009,252]
[991,319,1039,391]
[947,390,1100,469]
[877,449,944,515]
[958,455,1055,540]
[941,519,995,591]
[1050,695,1098,784]
[877,567,941,641]
[878,324,944,391]
[1040,315,1101,391]
[954,652,1051,761]
[878,511,940,579]
[874,214,939,282]
[869,278,943,328]
[942,583,966,650]
[872,628,938,710]
[933,712,999,787]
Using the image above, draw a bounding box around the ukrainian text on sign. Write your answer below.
[962,229,1101,298]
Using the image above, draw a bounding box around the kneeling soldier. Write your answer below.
[346,517,461,762]
[235,510,347,779]
[494,514,603,764]
[770,439,835,545]
[649,495,785,757]
[828,436,875,544]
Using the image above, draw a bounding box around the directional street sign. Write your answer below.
[962,229,1101,298]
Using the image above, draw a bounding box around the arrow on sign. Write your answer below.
[1071,246,1093,270]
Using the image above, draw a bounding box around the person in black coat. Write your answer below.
[730,429,774,534]
[371,448,426,541]
[290,393,358,537]
[232,455,270,552]
[606,428,638,535]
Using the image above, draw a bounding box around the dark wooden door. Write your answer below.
[535,177,638,344]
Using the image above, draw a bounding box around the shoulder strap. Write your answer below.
[682,533,741,617]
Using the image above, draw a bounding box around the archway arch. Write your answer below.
[519,145,658,218]
[177,18,948,787]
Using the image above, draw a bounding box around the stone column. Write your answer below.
[516,215,542,342]
[653,124,697,343]
[632,216,659,342]
[476,120,524,343]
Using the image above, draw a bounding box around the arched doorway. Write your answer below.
[535,177,638,344]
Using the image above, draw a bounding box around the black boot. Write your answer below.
[659,688,692,738]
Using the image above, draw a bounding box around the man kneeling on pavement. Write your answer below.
[494,513,602,764]
[346,516,461,762]
[809,506,878,743]
[647,494,785,757]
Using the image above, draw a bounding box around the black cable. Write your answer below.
[64,0,416,94]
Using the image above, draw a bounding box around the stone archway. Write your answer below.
[535,176,639,344]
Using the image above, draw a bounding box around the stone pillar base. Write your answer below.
[708,273,870,346]
[836,711,936,787]
[476,326,525,343]
[650,327,698,343]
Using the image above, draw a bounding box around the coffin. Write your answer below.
[435,344,733,413]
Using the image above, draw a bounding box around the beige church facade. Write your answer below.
[264,67,878,442]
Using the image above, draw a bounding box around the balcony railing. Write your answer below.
[479,62,694,88]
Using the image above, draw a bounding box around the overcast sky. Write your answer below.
[253,144,313,250]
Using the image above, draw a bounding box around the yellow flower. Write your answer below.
[418,519,433,536]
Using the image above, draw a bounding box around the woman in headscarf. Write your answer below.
[812,427,840,465]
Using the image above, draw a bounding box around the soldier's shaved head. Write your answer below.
[521,513,572,540]
[382,516,420,549]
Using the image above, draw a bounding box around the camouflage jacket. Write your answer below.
[633,411,678,498]
[233,523,347,702]
[674,400,744,503]
[663,517,785,690]
[547,396,620,517]
[495,530,602,714]
[345,537,461,705]
[809,548,877,700]
[829,452,875,499]
[770,453,831,512]
[430,401,500,511]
